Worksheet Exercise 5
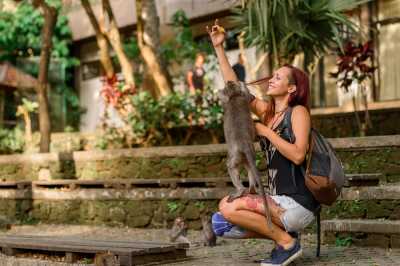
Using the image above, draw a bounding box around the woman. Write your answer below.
[207,21,320,266]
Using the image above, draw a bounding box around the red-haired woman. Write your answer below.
[207,21,320,266]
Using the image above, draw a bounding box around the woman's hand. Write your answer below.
[255,122,265,136]
[206,19,226,48]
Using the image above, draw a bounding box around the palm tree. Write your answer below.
[232,0,370,68]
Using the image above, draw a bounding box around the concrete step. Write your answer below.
[322,219,400,234]
[321,219,400,248]
[341,184,400,200]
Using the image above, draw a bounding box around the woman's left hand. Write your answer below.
[255,122,265,136]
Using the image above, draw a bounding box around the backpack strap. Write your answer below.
[282,107,297,188]
[305,131,314,175]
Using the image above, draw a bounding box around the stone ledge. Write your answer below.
[321,219,400,234]
[0,187,232,200]
[1,185,400,201]
[0,135,399,164]
[341,185,400,200]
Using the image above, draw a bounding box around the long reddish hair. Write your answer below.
[248,65,310,124]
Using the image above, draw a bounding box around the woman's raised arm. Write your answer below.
[207,20,238,83]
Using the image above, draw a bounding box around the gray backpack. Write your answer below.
[284,107,346,257]
[283,107,345,205]
[304,128,346,205]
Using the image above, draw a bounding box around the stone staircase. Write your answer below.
[320,173,400,248]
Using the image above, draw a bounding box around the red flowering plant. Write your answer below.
[330,40,376,135]
[100,75,136,109]
[330,40,376,91]
[98,75,137,148]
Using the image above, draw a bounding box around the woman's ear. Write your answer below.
[288,85,297,94]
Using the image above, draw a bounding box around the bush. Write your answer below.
[0,127,24,154]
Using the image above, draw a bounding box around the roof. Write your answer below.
[0,62,38,91]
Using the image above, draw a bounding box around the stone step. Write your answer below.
[344,173,382,187]
[340,184,400,200]
[321,219,400,248]
[321,219,400,234]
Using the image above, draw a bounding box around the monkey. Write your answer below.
[169,217,191,245]
[94,251,119,266]
[218,81,272,228]
[201,214,216,247]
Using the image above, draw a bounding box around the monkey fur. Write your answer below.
[201,215,216,246]
[94,252,119,266]
[169,217,191,245]
[218,81,272,228]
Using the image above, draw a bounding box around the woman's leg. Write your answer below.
[219,195,295,249]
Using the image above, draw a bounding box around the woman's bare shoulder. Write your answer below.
[292,105,309,115]
[291,105,311,123]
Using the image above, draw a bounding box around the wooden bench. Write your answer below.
[0,235,189,265]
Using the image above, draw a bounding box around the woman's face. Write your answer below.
[264,67,293,97]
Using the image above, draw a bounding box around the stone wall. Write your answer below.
[1,135,400,229]
[1,135,400,182]
[15,106,400,154]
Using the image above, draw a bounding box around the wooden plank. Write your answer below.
[0,235,188,255]
[0,235,188,266]
[1,235,186,250]
[0,238,134,255]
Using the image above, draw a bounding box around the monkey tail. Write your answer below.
[246,152,273,230]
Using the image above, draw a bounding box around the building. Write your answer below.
[66,0,400,132]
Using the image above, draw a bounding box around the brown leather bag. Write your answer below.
[304,129,345,206]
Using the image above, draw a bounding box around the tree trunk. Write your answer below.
[33,0,57,153]
[101,0,135,87]
[81,0,114,79]
[136,0,172,97]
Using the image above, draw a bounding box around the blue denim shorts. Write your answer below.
[271,195,315,232]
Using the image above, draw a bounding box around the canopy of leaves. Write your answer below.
[0,0,81,130]
[0,0,78,69]
[161,9,212,65]
[232,0,370,66]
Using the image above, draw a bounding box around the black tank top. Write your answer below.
[191,67,205,90]
[259,107,320,212]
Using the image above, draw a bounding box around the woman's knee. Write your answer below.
[218,196,237,220]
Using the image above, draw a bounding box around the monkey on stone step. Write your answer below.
[94,251,119,266]
[201,214,216,246]
[218,81,272,228]
[169,217,191,245]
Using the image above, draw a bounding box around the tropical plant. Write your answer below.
[161,10,212,67]
[232,0,370,68]
[0,1,81,135]
[16,98,38,147]
[330,40,376,135]
[0,127,25,154]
